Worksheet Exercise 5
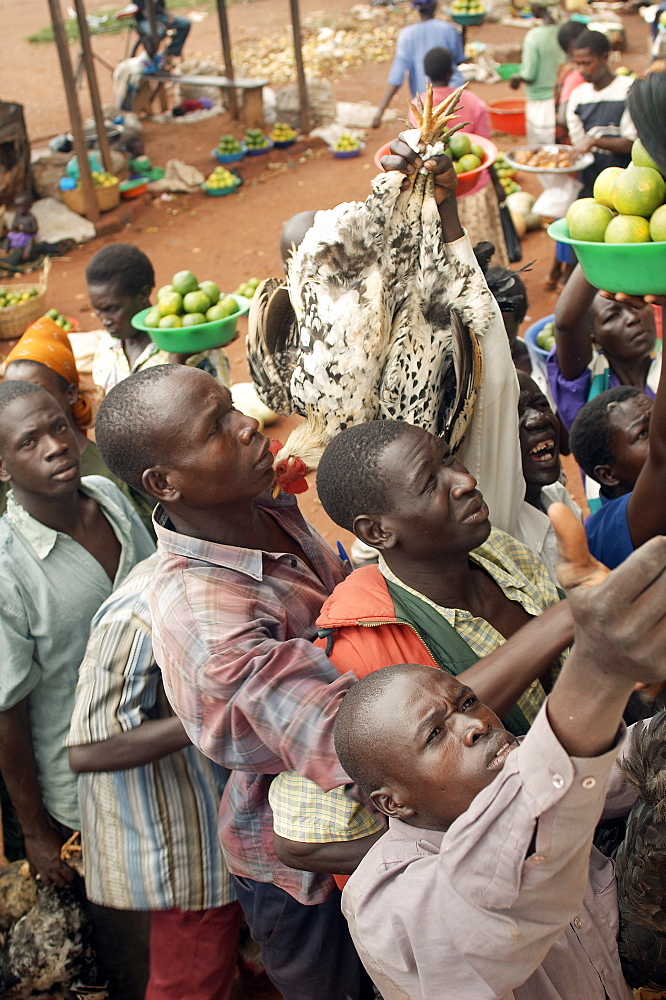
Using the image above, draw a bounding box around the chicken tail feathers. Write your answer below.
[246,278,299,416]
[447,310,483,452]
[615,710,666,991]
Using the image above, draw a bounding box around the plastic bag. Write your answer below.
[500,203,522,263]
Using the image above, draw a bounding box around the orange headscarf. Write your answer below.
[5,316,92,428]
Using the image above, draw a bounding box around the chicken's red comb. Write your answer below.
[269,439,284,457]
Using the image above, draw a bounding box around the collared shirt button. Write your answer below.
[582,776,596,789]
[551,773,565,789]
[532,854,546,863]
[573,917,582,929]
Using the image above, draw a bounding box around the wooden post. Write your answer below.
[215,0,238,120]
[145,0,159,57]
[72,0,113,173]
[46,0,99,222]
[289,0,310,136]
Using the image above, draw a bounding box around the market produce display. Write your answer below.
[332,133,363,154]
[567,139,666,243]
[0,286,39,310]
[494,152,521,196]
[84,170,118,189]
[244,128,272,152]
[511,147,579,170]
[269,123,297,146]
[450,0,485,14]
[232,277,261,299]
[145,271,239,329]
[202,166,242,194]
[215,135,244,156]
[44,308,74,333]
[535,320,555,352]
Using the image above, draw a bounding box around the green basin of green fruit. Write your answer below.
[132,295,251,352]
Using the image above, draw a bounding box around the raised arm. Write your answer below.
[625,327,666,548]
[547,502,666,756]
[553,264,597,380]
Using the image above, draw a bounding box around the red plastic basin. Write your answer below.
[488,99,526,137]
[373,133,497,197]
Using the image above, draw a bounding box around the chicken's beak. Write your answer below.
[272,482,282,499]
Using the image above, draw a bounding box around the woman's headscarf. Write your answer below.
[5,316,92,428]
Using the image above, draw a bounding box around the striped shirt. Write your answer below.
[67,555,234,911]
[150,492,355,904]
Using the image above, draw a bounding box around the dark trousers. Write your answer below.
[232,875,373,1000]
[137,13,190,56]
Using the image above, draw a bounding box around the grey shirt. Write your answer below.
[0,476,155,828]
[342,705,637,1000]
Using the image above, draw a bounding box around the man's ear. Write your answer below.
[142,466,182,504]
[594,463,619,489]
[353,514,396,552]
[370,786,415,822]
[0,454,10,484]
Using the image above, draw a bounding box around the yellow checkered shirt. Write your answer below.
[269,773,385,843]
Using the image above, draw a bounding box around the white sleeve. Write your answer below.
[446,234,525,536]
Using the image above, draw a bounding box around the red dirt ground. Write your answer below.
[0,3,654,544]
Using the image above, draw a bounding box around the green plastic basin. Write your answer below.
[547,218,666,296]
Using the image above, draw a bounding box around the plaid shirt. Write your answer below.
[150,492,354,904]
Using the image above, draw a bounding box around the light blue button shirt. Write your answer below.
[0,476,155,828]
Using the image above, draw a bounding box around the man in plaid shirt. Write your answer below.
[95,364,370,1000]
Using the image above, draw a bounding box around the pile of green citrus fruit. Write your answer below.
[536,320,555,351]
[443,133,486,174]
[233,277,261,299]
[216,135,244,156]
[567,139,666,244]
[0,286,38,310]
[495,153,521,196]
[451,0,485,13]
[144,271,238,330]
[44,307,74,332]
[244,128,271,151]
[203,166,241,192]
[333,133,362,153]
[270,123,297,143]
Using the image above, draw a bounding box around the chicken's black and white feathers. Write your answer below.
[0,884,94,994]
[614,710,666,990]
[246,86,485,473]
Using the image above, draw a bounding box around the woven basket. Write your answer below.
[62,180,120,217]
[0,257,51,341]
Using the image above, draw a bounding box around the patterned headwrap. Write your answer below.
[5,316,92,428]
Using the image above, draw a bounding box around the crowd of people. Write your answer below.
[1,3,665,1000]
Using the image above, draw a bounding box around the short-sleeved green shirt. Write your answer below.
[520,24,564,102]
[0,477,155,828]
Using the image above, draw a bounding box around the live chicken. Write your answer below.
[247,85,502,497]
